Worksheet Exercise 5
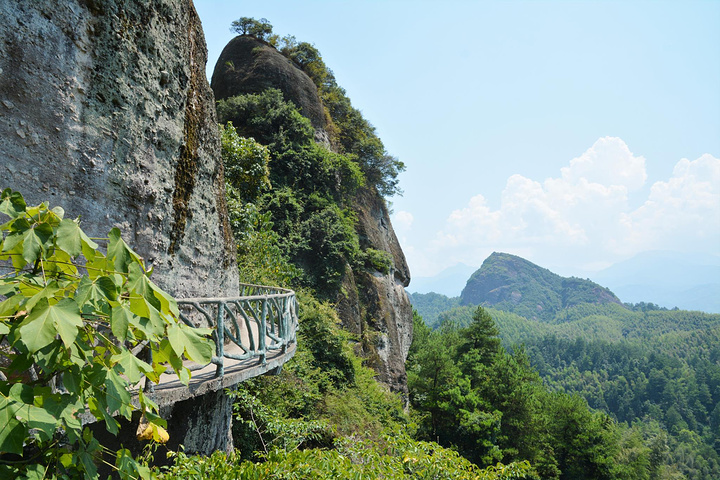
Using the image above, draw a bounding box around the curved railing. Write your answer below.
[174,283,298,379]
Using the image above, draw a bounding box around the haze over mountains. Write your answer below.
[409,251,720,314]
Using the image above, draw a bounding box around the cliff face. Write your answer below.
[0,0,238,300]
[211,36,413,394]
[0,0,237,455]
[342,187,413,395]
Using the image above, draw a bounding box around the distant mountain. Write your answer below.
[408,263,478,297]
[461,252,623,322]
[590,251,720,313]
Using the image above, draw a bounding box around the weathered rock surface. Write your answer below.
[342,187,413,395]
[212,36,328,131]
[211,35,413,395]
[0,0,238,300]
[0,0,237,455]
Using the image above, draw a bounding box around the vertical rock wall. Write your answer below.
[338,187,413,396]
[0,0,237,299]
[0,0,237,455]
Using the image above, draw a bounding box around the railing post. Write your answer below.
[259,298,267,365]
[215,302,225,378]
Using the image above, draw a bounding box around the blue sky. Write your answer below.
[195,0,720,278]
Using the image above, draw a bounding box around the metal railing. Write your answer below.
[174,284,298,379]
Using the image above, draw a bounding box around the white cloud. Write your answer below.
[417,137,720,275]
[392,210,414,231]
[622,153,720,253]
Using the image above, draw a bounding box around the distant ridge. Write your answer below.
[461,252,622,322]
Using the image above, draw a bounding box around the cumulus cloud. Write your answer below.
[622,153,720,253]
[392,210,414,231]
[426,137,719,273]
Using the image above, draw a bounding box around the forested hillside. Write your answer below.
[461,252,623,322]
[411,256,720,479]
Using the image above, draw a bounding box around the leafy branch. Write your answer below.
[0,189,214,479]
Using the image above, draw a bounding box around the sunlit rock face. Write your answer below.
[211,35,413,396]
[0,0,238,300]
[0,0,238,457]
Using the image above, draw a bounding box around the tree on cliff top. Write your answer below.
[230,17,273,41]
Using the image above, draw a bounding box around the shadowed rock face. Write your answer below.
[212,36,327,131]
[343,187,413,396]
[0,0,238,300]
[0,0,238,456]
[211,36,413,396]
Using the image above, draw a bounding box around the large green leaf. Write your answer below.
[23,281,61,311]
[105,368,132,419]
[56,218,99,260]
[127,263,161,310]
[84,250,108,280]
[56,219,83,257]
[0,394,27,455]
[152,281,179,317]
[75,275,118,309]
[21,222,53,264]
[17,298,56,353]
[111,304,133,341]
[167,322,214,364]
[107,228,141,274]
[0,294,22,319]
[54,298,83,348]
[0,188,27,218]
[110,349,152,384]
[18,298,82,352]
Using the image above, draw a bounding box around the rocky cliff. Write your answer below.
[0,0,238,299]
[0,0,237,456]
[211,35,413,395]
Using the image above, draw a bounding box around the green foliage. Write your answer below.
[420,289,720,478]
[271,31,406,197]
[0,189,213,478]
[360,247,393,275]
[230,17,273,41]
[159,431,531,479]
[216,89,314,151]
[220,122,271,203]
[407,308,645,479]
[408,291,461,328]
[218,90,371,299]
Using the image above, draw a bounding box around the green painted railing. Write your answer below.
[169,284,297,378]
[140,284,297,395]
[176,284,298,378]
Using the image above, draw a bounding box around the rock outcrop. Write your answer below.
[0,0,237,456]
[343,187,413,395]
[461,252,623,322]
[211,35,413,395]
[212,36,328,132]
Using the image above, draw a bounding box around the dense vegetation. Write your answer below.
[411,287,720,479]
